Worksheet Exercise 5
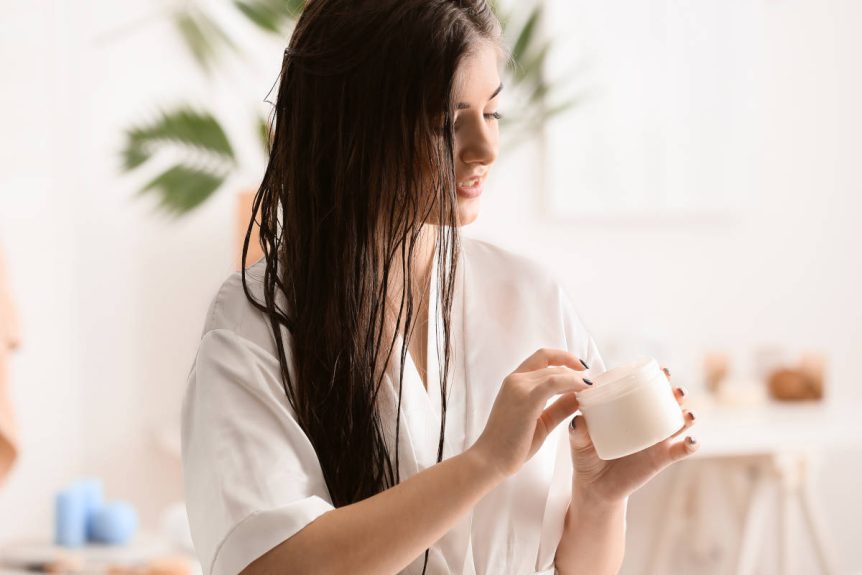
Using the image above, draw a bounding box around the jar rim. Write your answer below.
[576,356,662,406]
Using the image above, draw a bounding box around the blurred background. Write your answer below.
[1,0,860,574]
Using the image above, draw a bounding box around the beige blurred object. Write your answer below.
[141,556,193,575]
[703,351,730,395]
[106,556,193,575]
[235,187,265,271]
[768,352,826,401]
[703,351,769,407]
[0,241,22,487]
[799,351,827,393]
[713,377,769,407]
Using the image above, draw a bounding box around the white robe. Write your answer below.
[181,235,607,575]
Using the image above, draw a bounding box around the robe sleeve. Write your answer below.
[181,328,336,575]
[535,281,611,574]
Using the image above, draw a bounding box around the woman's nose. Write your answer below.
[458,121,498,167]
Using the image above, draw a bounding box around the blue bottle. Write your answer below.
[54,486,86,547]
[89,502,138,545]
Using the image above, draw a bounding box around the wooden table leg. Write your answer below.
[646,461,696,575]
[797,453,840,575]
[736,459,772,575]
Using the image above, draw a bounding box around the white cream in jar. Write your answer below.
[575,357,685,460]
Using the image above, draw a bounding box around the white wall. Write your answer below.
[1,0,85,539]
[1,0,257,534]
[2,0,860,572]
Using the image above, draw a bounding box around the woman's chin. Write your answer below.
[456,198,480,226]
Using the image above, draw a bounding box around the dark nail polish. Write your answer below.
[571,417,576,429]
[688,411,696,421]
[678,386,687,397]
[663,367,671,377]
[579,358,590,369]
[687,436,697,445]
[583,378,594,386]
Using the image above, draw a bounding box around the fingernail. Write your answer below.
[583,378,594,386]
[678,386,687,397]
[688,410,696,421]
[663,367,671,377]
[571,417,576,430]
[579,358,590,369]
[687,436,697,445]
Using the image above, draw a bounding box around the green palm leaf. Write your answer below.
[495,1,591,152]
[510,5,541,65]
[122,107,237,216]
[138,164,228,217]
[173,8,238,74]
[122,106,235,171]
[257,112,273,155]
[512,40,550,84]
[233,0,303,35]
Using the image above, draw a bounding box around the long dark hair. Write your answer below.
[241,0,501,570]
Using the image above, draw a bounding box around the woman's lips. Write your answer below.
[456,175,484,198]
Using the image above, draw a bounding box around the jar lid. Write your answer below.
[576,356,662,406]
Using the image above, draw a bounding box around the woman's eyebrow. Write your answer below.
[456,82,503,110]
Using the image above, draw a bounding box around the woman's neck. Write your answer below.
[375,225,437,387]
[411,224,437,294]
[383,224,437,335]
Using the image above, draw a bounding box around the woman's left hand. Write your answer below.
[567,367,699,504]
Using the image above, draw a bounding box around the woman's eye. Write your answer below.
[450,111,503,131]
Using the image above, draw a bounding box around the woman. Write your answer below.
[181,1,699,574]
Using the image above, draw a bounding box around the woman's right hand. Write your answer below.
[470,348,592,479]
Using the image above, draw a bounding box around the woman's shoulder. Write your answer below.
[461,236,599,366]
[461,235,564,299]
[199,257,279,357]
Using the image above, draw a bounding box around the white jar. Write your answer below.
[575,357,685,460]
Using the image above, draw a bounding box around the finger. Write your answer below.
[530,366,594,386]
[668,409,696,439]
[645,433,699,471]
[537,392,580,435]
[667,435,699,463]
[532,370,593,397]
[662,366,672,380]
[514,347,588,374]
[673,385,688,407]
[568,414,595,454]
[531,394,580,458]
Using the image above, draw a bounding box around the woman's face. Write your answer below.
[449,41,502,226]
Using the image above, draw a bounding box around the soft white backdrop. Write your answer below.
[1,1,860,573]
